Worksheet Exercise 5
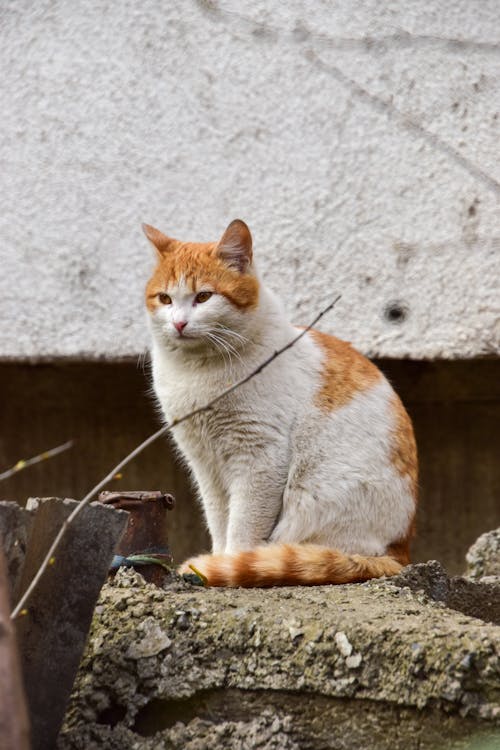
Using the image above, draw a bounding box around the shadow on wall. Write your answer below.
[0,360,498,574]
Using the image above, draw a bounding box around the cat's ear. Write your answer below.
[142,224,176,256]
[216,219,253,273]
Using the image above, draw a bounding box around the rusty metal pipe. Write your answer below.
[99,491,175,585]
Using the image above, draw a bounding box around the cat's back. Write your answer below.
[304,327,417,501]
[306,329,382,411]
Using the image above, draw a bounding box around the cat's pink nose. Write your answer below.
[174,320,188,334]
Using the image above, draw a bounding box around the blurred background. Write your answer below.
[1,0,499,572]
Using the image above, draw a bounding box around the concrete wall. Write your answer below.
[1,0,500,360]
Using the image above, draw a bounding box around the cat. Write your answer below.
[144,219,417,587]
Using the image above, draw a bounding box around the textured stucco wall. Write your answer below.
[1,0,499,360]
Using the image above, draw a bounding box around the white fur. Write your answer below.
[149,272,414,557]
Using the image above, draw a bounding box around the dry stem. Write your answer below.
[0,441,74,482]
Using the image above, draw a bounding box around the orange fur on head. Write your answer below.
[144,220,259,312]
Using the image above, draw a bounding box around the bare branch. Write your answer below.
[11,296,341,620]
[0,441,74,482]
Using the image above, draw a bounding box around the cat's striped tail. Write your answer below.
[178,543,405,587]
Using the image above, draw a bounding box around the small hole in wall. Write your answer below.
[97,703,127,727]
[384,301,408,324]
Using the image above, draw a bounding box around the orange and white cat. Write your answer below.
[144,219,417,587]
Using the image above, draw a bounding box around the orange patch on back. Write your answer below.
[145,240,259,312]
[309,330,381,411]
[390,394,418,500]
[386,394,418,564]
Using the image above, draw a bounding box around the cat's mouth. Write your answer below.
[168,329,206,349]
[174,329,197,341]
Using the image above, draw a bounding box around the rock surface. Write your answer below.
[58,562,500,749]
[466,529,500,582]
[391,560,500,626]
[59,694,500,750]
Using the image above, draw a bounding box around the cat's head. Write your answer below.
[144,219,259,354]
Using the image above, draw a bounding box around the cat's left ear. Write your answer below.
[216,219,253,273]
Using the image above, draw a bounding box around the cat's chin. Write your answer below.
[163,334,214,355]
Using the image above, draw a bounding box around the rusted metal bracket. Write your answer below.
[99,491,175,585]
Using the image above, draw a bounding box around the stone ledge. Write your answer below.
[59,559,500,750]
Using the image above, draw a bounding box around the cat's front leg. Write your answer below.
[202,494,228,554]
[189,460,228,553]
[224,465,284,553]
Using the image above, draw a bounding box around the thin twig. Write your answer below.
[0,441,74,482]
[11,296,340,620]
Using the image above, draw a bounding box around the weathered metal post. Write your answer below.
[13,498,128,750]
[0,547,31,750]
[0,500,34,602]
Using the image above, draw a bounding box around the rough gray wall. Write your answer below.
[1,0,499,360]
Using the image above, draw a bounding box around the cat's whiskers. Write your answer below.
[212,331,245,367]
[214,334,242,368]
[136,348,149,373]
[205,330,245,372]
[211,324,250,366]
[197,324,238,357]
[212,324,250,347]
[215,323,254,353]
[203,331,235,371]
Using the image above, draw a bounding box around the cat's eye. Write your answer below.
[195,291,213,304]
[158,292,172,305]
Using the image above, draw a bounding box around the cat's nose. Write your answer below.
[174,320,188,334]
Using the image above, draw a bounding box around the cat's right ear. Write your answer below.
[142,224,175,256]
